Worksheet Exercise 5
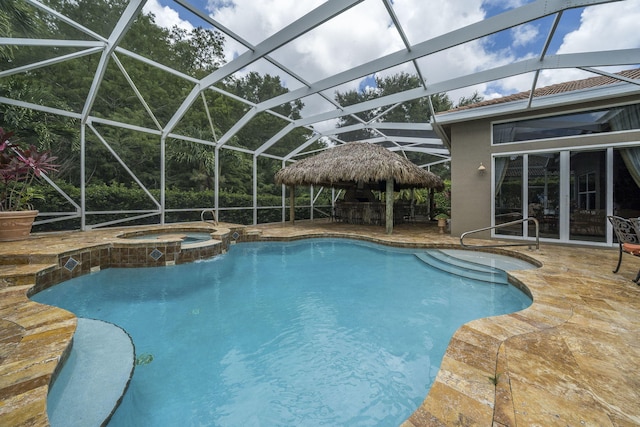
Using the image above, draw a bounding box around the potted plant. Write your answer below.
[0,128,58,241]
[435,213,449,233]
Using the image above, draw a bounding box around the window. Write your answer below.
[613,148,640,219]
[577,172,596,210]
[493,103,640,144]
[494,149,631,243]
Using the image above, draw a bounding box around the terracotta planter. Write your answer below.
[0,210,38,241]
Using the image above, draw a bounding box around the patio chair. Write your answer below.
[628,217,640,283]
[607,215,640,283]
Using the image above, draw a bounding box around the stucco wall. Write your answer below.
[450,120,493,238]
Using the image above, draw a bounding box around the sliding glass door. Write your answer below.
[494,145,640,244]
[528,153,560,239]
[494,155,523,236]
[569,150,607,242]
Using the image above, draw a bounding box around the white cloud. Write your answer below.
[391,0,489,86]
[557,0,640,54]
[393,0,486,40]
[207,0,402,82]
[206,0,324,45]
[483,0,530,8]
[537,0,640,87]
[511,23,539,48]
[143,0,194,32]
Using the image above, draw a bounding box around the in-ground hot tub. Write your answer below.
[115,228,225,265]
[117,228,215,247]
[123,231,213,244]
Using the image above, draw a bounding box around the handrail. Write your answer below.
[200,209,218,226]
[460,217,540,250]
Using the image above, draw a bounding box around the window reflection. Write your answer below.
[493,148,640,243]
[528,153,559,239]
[614,148,640,220]
[569,150,606,242]
[493,103,640,144]
[494,155,522,236]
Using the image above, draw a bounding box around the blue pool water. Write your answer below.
[32,239,531,427]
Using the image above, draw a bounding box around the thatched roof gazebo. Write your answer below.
[275,142,444,234]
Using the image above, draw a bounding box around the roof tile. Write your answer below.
[446,68,640,112]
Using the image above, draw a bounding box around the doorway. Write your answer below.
[494,146,640,244]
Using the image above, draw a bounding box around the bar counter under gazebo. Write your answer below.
[274,142,444,234]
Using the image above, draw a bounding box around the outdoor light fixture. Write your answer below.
[478,162,486,173]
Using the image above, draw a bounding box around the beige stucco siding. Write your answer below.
[450,120,493,238]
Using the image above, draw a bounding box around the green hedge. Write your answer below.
[30,182,323,231]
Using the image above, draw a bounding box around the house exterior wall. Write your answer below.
[450,121,492,238]
[448,95,640,239]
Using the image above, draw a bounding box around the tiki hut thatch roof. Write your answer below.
[274,142,444,191]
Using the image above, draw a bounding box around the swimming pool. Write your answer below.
[32,238,532,426]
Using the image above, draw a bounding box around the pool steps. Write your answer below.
[414,250,509,284]
[47,318,134,427]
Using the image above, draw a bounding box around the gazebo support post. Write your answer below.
[429,188,435,220]
[386,178,394,234]
[289,185,295,224]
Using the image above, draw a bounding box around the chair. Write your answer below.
[607,216,640,283]
[333,203,345,222]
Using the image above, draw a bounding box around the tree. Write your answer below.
[334,72,454,141]
[457,91,484,108]
[166,129,217,191]
[166,26,225,78]
[0,0,42,61]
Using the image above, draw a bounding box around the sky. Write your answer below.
[141,0,640,115]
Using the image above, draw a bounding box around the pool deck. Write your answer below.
[1,220,639,426]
